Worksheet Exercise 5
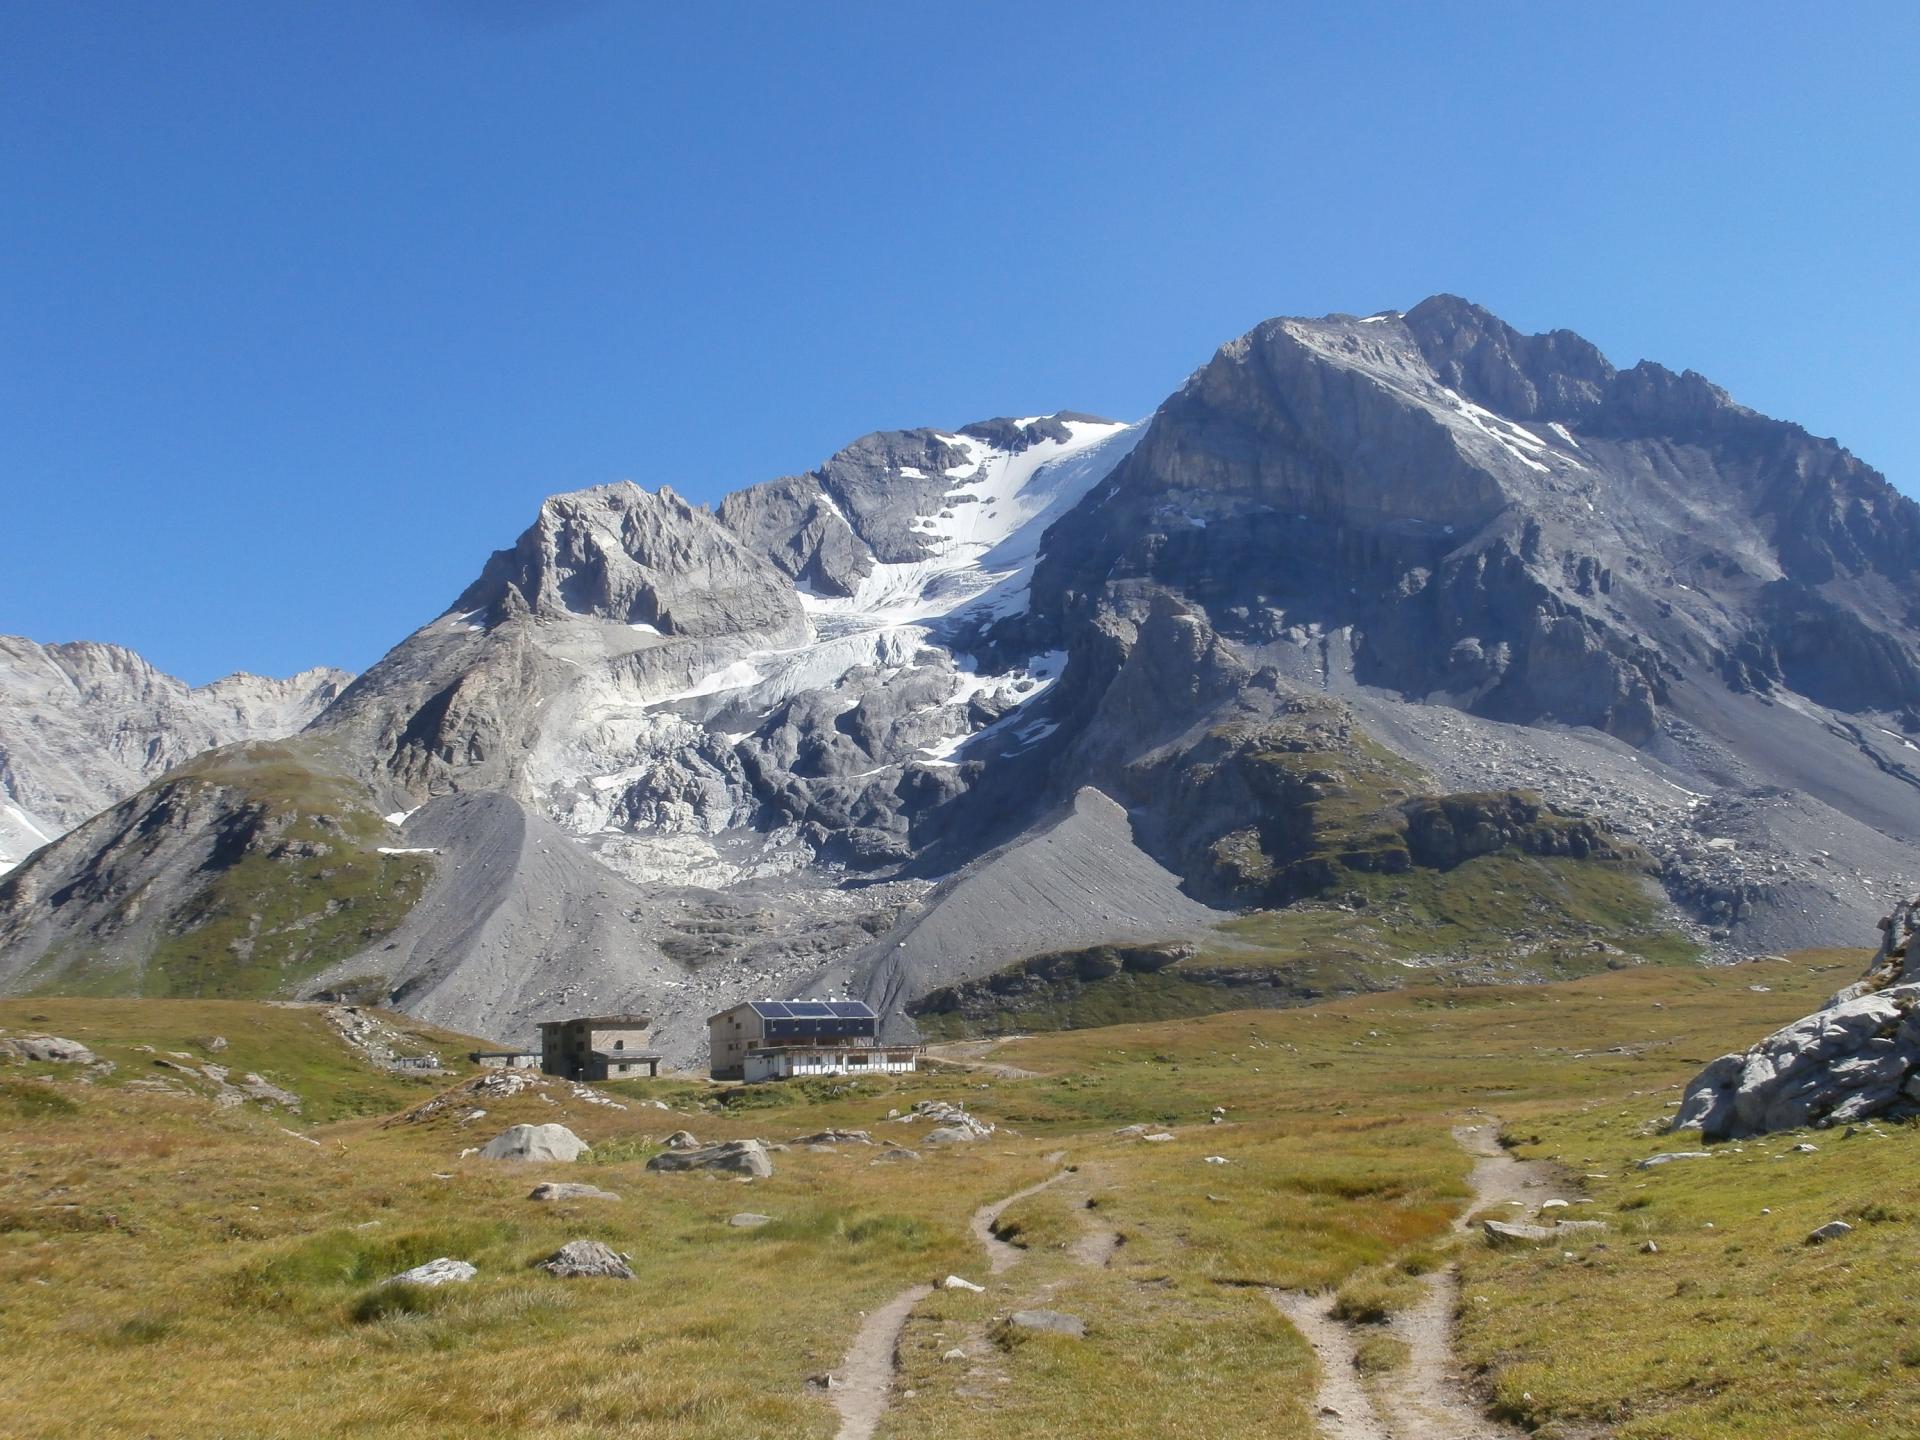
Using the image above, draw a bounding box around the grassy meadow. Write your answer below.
[3,950,1916,1439]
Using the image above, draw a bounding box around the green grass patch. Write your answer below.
[0,996,485,1125]
[18,742,431,1003]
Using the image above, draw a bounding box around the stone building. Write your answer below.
[469,1048,540,1070]
[538,1015,661,1081]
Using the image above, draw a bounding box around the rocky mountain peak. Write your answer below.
[453,480,804,642]
[1401,293,1616,422]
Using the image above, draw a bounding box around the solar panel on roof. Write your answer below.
[745,998,876,1022]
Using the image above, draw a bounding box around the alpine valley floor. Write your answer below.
[3,951,1913,1440]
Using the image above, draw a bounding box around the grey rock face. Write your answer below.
[1674,894,1920,1139]
[456,482,806,641]
[645,1138,774,1177]
[0,635,348,868]
[478,1123,590,1163]
[1032,300,1920,752]
[314,481,807,807]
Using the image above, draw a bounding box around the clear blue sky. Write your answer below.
[4,3,1915,684]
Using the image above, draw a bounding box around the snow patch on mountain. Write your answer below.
[799,418,1139,634]
[0,802,55,876]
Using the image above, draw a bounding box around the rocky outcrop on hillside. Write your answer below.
[0,635,348,869]
[313,481,809,804]
[454,482,806,641]
[1673,894,1920,1139]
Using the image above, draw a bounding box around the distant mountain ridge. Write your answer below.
[0,636,350,873]
[4,298,1918,1062]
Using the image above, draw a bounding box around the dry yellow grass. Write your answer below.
[1,952,1906,1439]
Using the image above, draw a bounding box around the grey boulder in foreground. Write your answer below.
[540,1240,633,1279]
[646,1139,774,1177]
[478,1123,591,1163]
[1482,1219,1609,1246]
[528,1182,621,1202]
[1674,894,1920,1140]
[0,1034,96,1064]
[384,1257,476,1287]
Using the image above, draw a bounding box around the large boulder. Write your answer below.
[478,1123,590,1163]
[1673,894,1920,1140]
[646,1139,773,1178]
[899,1099,994,1141]
[923,1125,983,1146]
[0,1034,97,1065]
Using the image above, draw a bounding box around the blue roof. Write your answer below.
[747,1000,876,1021]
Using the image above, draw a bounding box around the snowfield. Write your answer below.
[799,418,1139,633]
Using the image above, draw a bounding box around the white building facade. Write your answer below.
[741,1044,921,1083]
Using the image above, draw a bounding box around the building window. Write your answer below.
[614,1039,624,1050]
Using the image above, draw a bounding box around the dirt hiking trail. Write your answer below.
[831,1155,1069,1440]
[1271,1117,1577,1440]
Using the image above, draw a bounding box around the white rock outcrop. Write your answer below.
[1674,894,1920,1140]
[384,1257,476,1287]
